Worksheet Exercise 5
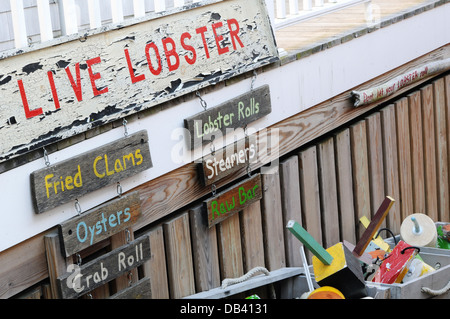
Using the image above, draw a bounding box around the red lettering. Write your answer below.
[162,37,180,72]
[227,19,244,50]
[212,22,229,55]
[18,79,43,119]
[47,71,60,110]
[65,63,83,102]
[145,42,162,76]
[124,49,146,84]
[181,32,197,65]
[86,57,108,96]
[196,26,210,59]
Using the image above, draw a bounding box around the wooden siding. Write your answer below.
[8,71,450,299]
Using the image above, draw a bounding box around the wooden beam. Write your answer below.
[286,220,333,265]
[353,196,395,257]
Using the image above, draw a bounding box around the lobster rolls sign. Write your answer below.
[0,0,278,162]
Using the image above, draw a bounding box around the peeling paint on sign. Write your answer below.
[0,0,278,162]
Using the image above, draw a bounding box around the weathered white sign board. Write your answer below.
[0,0,278,162]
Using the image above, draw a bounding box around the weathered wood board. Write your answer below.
[57,235,151,299]
[58,191,141,257]
[30,130,151,214]
[199,136,258,186]
[184,85,272,149]
[0,0,278,162]
[204,173,262,227]
[109,278,152,299]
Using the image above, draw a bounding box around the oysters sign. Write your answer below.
[0,0,278,162]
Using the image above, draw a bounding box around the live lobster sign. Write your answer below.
[0,0,278,162]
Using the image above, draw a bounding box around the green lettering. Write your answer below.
[211,200,220,220]
[239,186,247,205]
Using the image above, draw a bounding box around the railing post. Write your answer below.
[9,0,28,49]
[133,0,146,18]
[37,0,53,42]
[303,0,312,11]
[289,0,299,15]
[264,0,276,27]
[276,0,286,19]
[58,0,78,36]
[174,0,185,7]
[111,0,124,23]
[153,0,166,13]
[88,0,102,29]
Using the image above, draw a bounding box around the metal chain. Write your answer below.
[123,119,129,137]
[117,182,123,198]
[251,70,257,91]
[125,228,131,244]
[43,147,51,167]
[211,184,217,197]
[76,253,82,266]
[244,124,252,177]
[196,91,208,110]
[75,199,82,216]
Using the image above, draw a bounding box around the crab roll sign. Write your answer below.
[0,0,278,162]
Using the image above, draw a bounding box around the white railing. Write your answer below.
[1,0,369,54]
[267,0,369,29]
[1,0,219,53]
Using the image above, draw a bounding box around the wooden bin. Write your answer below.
[367,235,450,299]
[185,267,387,299]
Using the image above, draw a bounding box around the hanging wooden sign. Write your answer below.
[184,85,272,150]
[204,173,262,227]
[58,191,141,257]
[57,235,151,299]
[30,130,152,214]
[109,278,152,299]
[199,136,258,186]
[0,0,278,163]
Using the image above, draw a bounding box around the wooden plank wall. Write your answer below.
[126,74,450,299]
[14,73,450,299]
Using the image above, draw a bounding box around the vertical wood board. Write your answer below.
[217,213,244,279]
[317,137,340,247]
[189,205,221,292]
[261,166,286,270]
[334,128,356,244]
[395,98,413,222]
[408,91,426,214]
[298,146,322,259]
[240,201,265,271]
[141,226,170,299]
[421,84,439,221]
[279,155,303,267]
[433,78,449,222]
[350,120,370,240]
[380,105,401,233]
[164,213,195,299]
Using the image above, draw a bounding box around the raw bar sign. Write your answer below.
[30,130,152,214]
[204,173,262,227]
[0,0,278,162]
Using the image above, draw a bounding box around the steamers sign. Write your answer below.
[0,0,278,162]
